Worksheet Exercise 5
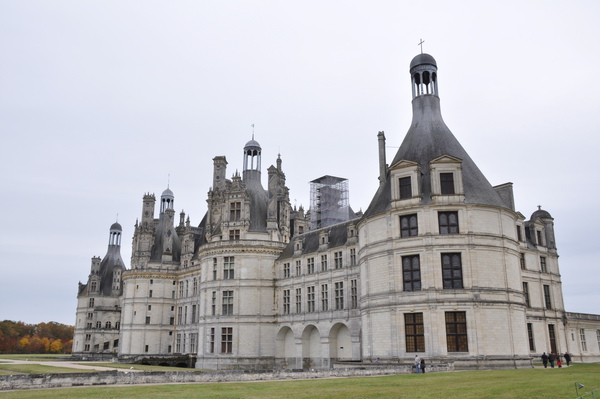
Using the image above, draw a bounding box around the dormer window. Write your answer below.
[399,176,412,199]
[440,173,455,195]
[389,160,420,206]
[230,202,241,221]
[430,155,464,203]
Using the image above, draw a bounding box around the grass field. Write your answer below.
[1,363,599,399]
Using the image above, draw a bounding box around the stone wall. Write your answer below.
[0,365,449,391]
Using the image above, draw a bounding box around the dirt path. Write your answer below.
[0,358,143,372]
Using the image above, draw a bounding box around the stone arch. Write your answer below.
[275,326,295,369]
[301,324,322,369]
[329,323,353,361]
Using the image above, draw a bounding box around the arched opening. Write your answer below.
[329,323,352,361]
[301,325,321,369]
[275,327,295,369]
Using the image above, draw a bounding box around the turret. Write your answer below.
[160,188,174,213]
[243,136,262,182]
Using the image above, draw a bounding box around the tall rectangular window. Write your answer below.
[334,282,344,310]
[211,291,216,315]
[439,211,459,234]
[540,256,547,273]
[440,172,455,194]
[517,226,523,241]
[221,327,232,354]
[283,263,290,278]
[229,229,240,240]
[193,278,198,295]
[307,258,315,274]
[445,311,468,352]
[543,285,552,309]
[192,304,197,323]
[177,306,182,324]
[190,333,197,353]
[224,256,235,279]
[176,334,181,353]
[527,323,535,351]
[283,290,290,314]
[209,328,215,353]
[321,255,328,271]
[402,255,421,291]
[400,214,418,238]
[230,201,241,221]
[296,260,302,276]
[536,230,544,246]
[321,284,329,311]
[222,290,233,315]
[295,288,302,313]
[179,282,184,297]
[399,176,412,199]
[405,313,425,352]
[89,298,94,307]
[350,248,356,266]
[548,324,557,354]
[520,253,526,270]
[580,329,587,352]
[351,279,358,309]
[523,282,530,307]
[442,253,463,289]
[334,251,343,269]
[596,330,600,351]
[307,286,315,312]
[213,258,218,280]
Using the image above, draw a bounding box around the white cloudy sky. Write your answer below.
[1,1,599,325]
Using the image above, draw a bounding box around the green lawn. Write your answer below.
[1,363,599,398]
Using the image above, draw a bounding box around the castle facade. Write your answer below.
[73,53,600,369]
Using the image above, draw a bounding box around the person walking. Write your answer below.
[564,353,571,366]
[420,357,426,374]
[414,355,421,374]
[548,352,556,368]
[541,352,549,368]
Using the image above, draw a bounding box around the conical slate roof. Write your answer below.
[364,54,506,217]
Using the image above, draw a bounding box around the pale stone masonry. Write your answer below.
[73,53,600,369]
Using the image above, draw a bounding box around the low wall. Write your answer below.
[0,366,439,391]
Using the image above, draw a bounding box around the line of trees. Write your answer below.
[0,320,74,354]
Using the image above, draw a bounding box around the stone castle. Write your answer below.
[73,53,600,369]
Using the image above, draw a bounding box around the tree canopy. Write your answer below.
[0,320,73,354]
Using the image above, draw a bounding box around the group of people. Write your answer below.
[541,352,571,368]
[414,355,426,374]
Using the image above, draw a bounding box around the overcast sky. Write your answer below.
[1,1,599,325]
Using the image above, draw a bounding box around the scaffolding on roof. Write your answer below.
[310,175,349,230]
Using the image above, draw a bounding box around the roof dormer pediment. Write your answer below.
[430,154,463,165]
[389,159,419,171]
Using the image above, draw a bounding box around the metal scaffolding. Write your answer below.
[310,175,349,230]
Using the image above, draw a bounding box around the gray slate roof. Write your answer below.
[364,94,507,218]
